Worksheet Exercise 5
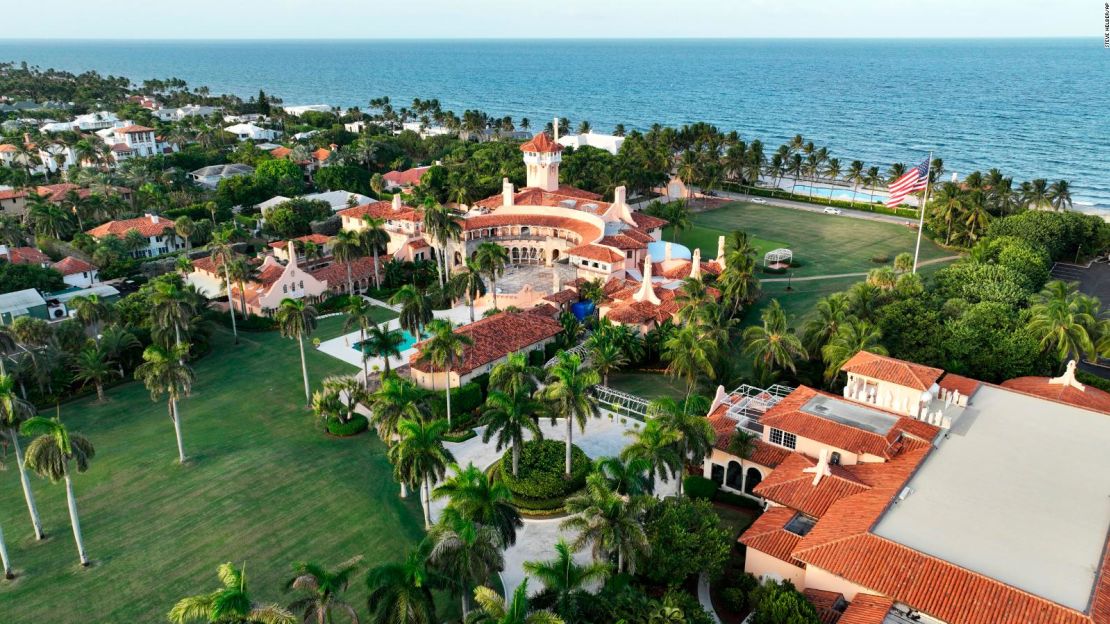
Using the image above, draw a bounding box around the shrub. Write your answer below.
[714,490,764,510]
[662,589,716,624]
[317,294,355,313]
[684,475,719,501]
[640,497,732,586]
[218,313,276,332]
[721,573,760,613]
[749,579,821,624]
[870,253,890,263]
[500,439,591,500]
[443,429,477,443]
[759,266,787,275]
[528,348,545,367]
[326,416,368,437]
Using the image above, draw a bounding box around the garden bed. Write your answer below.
[491,439,591,514]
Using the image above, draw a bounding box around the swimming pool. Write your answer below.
[787,184,886,204]
[354,330,426,353]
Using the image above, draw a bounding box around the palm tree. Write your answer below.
[365,545,443,624]
[422,200,462,287]
[285,557,364,624]
[821,319,887,383]
[587,336,628,386]
[1022,178,1051,211]
[0,519,12,579]
[482,388,544,477]
[21,416,95,566]
[0,374,45,540]
[332,229,367,296]
[362,324,405,377]
[70,294,112,342]
[474,243,509,310]
[666,201,691,243]
[427,517,504,617]
[454,260,488,323]
[72,345,118,402]
[662,324,716,400]
[360,215,390,290]
[652,396,716,496]
[433,463,522,548]
[1048,180,1073,211]
[276,298,319,405]
[560,473,650,574]
[169,562,294,624]
[175,216,196,251]
[523,539,610,619]
[209,231,239,341]
[390,285,433,342]
[742,300,807,375]
[149,278,196,352]
[135,343,194,464]
[420,319,473,426]
[345,297,379,384]
[390,418,454,527]
[225,258,256,321]
[539,352,600,476]
[594,456,653,497]
[98,324,140,377]
[465,580,563,624]
[1027,281,1097,364]
[620,419,681,490]
[488,351,541,397]
[845,160,865,203]
[726,430,758,491]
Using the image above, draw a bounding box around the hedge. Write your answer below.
[715,489,764,511]
[318,294,356,313]
[216,313,276,332]
[499,439,591,500]
[326,416,369,437]
[443,429,478,443]
[528,348,545,367]
[684,475,719,500]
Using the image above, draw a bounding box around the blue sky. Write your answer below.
[5,0,1095,39]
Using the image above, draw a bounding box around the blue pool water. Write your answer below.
[355,331,426,354]
[788,184,887,204]
[2,38,1106,212]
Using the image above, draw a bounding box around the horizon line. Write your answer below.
[0,35,1096,42]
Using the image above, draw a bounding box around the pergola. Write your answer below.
[764,248,793,268]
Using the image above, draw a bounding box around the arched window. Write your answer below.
[283,284,288,293]
[726,461,743,491]
[710,464,724,485]
[521,226,531,236]
[744,467,763,494]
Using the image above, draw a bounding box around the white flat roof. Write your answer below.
[872,384,1110,611]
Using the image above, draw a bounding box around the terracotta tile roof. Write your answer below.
[0,189,28,200]
[837,595,893,624]
[270,146,292,159]
[528,303,560,318]
[1000,377,1110,414]
[473,185,603,211]
[938,373,981,399]
[86,214,176,239]
[597,234,649,250]
[462,213,601,242]
[803,588,846,624]
[37,183,129,203]
[406,237,429,250]
[192,253,248,275]
[4,246,50,265]
[339,200,422,223]
[759,386,940,459]
[655,260,722,280]
[116,124,155,134]
[604,298,680,325]
[543,288,579,305]
[383,166,430,187]
[565,244,625,263]
[308,255,387,287]
[268,233,332,249]
[631,211,668,230]
[110,143,132,153]
[410,310,562,376]
[753,453,871,518]
[0,144,17,153]
[311,147,331,161]
[520,132,562,153]
[739,506,804,567]
[841,351,944,390]
[52,256,95,275]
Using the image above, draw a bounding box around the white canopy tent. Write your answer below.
[764,248,793,268]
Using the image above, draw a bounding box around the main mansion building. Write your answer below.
[706,352,1110,624]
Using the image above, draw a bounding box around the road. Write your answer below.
[702,187,919,226]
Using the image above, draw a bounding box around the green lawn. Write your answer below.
[0,314,432,623]
[666,202,951,277]
[607,371,688,401]
[712,503,758,542]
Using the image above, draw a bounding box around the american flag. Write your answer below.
[885,159,930,208]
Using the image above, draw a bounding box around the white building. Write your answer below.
[100,124,174,161]
[189,163,254,189]
[40,111,120,133]
[53,256,99,289]
[283,104,334,117]
[155,104,221,122]
[85,214,187,258]
[344,120,371,133]
[224,123,280,142]
[557,131,625,155]
[400,121,452,138]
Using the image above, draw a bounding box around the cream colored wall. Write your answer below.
[746,549,806,589]
[411,337,555,390]
[257,262,328,311]
[759,428,863,466]
[845,373,925,418]
[803,565,882,602]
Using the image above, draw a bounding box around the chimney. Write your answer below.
[552,270,562,293]
[553,116,559,142]
[150,214,159,224]
[689,248,701,280]
[614,185,627,207]
[391,194,402,212]
[502,178,514,207]
[632,254,661,305]
[716,235,727,269]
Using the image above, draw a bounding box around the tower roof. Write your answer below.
[520,132,563,153]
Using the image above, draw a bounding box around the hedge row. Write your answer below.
[499,439,591,500]
[683,475,764,510]
[326,416,369,437]
[721,181,921,219]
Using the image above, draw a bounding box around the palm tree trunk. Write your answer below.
[399,479,407,498]
[444,365,453,427]
[372,249,380,290]
[171,398,186,464]
[95,382,104,402]
[223,270,239,344]
[421,477,432,528]
[0,523,12,579]
[298,335,311,406]
[360,328,369,387]
[10,431,45,540]
[64,470,90,566]
[565,417,573,476]
[513,441,520,476]
[346,262,353,296]
[617,550,624,574]
[491,276,498,310]
[468,291,475,323]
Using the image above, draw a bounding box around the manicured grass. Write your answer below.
[0,318,433,623]
[667,202,950,277]
[712,503,759,542]
[607,371,688,401]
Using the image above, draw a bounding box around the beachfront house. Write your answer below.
[224,122,280,142]
[40,111,120,133]
[556,131,625,155]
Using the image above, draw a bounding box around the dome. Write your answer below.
[646,240,691,261]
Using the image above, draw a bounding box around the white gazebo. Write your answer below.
[764,248,793,269]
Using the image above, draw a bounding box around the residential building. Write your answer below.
[53,256,99,289]
[189,163,254,189]
[0,289,48,324]
[0,188,29,218]
[35,183,133,206]
[154,104,221,122]
[408,309,562,389]
[706,351,1110,624]
[0,245,51,267]
[40,111,119,133]
[283,104,334,117]
[99,124,175,161]
[268,233,333,263]
[85,214,187,258]
[557,131,625,155]
[224,122,280,142]
[400,121,452,138]
[382,165,431,191]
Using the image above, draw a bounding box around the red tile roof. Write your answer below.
[760,386,940,458]
[339,200,422,223]
[565,244,625,263]
[268,233,332,249]
[116,124,155,134]
[837,594,894,624]
[938,373,981,399]
[631,211,668,230]
[52,256,95,275]
[1000,377,1110,414]
[543,288,580,305]
[311,147,331,161]
[0,189,27,200]
[86,214,176,239]
[597,234,649,250]
[308,255,387,287]
[410,310,562,376]
[383,166,430,187]
[0,144,17,153]
[270,146,292,159]
[841,351,944,390]
[110,143,132,153]
[753,453,871,518]
[463,213,601,242]
[803,588,846,624]
[738,506,804,567]
[520,132,563,153]
[4,246,50,265]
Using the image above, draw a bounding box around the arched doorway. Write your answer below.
[726,461,743,491]
[710,464,724,486]
[454,251,462,267]
[744,467,763,494]
[551,249,560,261]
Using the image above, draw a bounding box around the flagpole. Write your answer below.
[911,151,933,274]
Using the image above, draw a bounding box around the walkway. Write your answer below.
[760,255,960,283]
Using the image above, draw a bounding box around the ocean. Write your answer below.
[2,39,1108,212]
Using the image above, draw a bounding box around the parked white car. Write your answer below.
[751,197,767,204]
[823,207,843,215]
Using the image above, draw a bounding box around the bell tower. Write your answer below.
[521,131,563,191]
